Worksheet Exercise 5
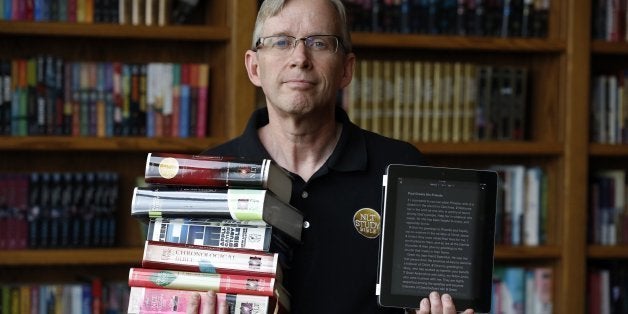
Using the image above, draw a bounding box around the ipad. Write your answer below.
[376,164,497,312]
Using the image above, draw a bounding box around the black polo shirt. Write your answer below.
[201,106,427,314]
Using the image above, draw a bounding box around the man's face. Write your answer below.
[245,0,354,117]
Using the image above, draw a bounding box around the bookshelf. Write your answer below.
[0,0,626,313]
[0,0,258,287]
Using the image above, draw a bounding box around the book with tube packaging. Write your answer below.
[131,187,304,243]
[143,152,293,203]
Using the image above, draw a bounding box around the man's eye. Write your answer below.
[310,39,329,50]
[273,39,291,48]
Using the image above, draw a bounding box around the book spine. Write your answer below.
[144,152,267,187]
[141,240,279,277]
[127,286,208,314]
[128,268,276,296]
[131,187,264,219]
[147,217,272,252]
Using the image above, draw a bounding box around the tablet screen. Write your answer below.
[377,165,497,312]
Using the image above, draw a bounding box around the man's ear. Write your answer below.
[339,52,356,89]
[245,50,262,87]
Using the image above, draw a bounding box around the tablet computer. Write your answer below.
[376,164,497,312]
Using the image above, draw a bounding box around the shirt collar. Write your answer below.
[240,106,368,173]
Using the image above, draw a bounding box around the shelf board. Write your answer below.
[589,143,628,156]
[416,141,563,155]
[0,247,143,265]
[591,40,628,55]
[352,32,566,52]
[0,21,230,41]
[587,245,628,259]
[494,245,561,260]
[0,136,228,152]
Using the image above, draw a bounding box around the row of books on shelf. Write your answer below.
[0,0,199,26]
[590,72,628,145]
[0,280,129,314]
[0,171,119,249]
[343,0,550,38]
[0,58,210,138]
[592,0,628,42]
[491,266,553,314]
[588,262,628,314]
[492,165,548,246]
[127,152,302,313]
[589,169,628,245]
[343,60,529,143]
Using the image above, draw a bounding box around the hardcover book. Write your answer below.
[144,152,293,204]
[146,217,273,252]
[141,240,280,277]
[131,187,304,242]
[127,287,288,314]
[128,267,278,296]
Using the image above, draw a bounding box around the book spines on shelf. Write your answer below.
[0,57,210,138]
[0,171,119,249]
[342,59,528,143]
[343,0,549,38]
[128,268,277,296]
[141,240,280,277]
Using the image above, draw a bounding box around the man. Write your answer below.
[192,0,475,313]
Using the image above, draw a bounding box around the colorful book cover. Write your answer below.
[141,240,280,277]
[128,267,277,296]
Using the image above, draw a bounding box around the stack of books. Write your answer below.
[126,152,302,313]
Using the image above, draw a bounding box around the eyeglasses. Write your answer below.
[254,35,344,54]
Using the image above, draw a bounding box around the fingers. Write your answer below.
[187,291,229,314]
[415,292,472,314]
[186,292,201,314]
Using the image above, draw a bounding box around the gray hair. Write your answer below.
[251,0,352,53]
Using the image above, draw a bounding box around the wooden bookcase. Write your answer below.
[0,0,626,313]
[0,0,258,282]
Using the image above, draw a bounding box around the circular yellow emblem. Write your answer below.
[353,208,381,239]
[158,157,179,179]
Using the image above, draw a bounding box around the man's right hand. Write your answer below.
[186,291,229,314]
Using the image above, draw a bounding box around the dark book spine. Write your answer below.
[144,153,266,187]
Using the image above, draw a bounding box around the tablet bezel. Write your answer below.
[377,164,497,312]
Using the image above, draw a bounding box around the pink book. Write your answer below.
[127,287,209,313]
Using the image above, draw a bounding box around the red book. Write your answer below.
[143,152,292,203]
[141,240,280,277]
[196,63,209,138]
[128,267,277,296]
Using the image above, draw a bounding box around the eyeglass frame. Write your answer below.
[253,34,346,54]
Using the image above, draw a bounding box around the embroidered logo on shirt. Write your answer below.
[353,208,381,239]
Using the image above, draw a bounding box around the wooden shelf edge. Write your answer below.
[0,136,228,152]
[494,245,562,260]
[591,40,628,55]
[589,143,628,156]
[587,245,628,259]
[415,141,563,155]
[0,247,143,265]
[0,21,230,41]
[352,32,566,52]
